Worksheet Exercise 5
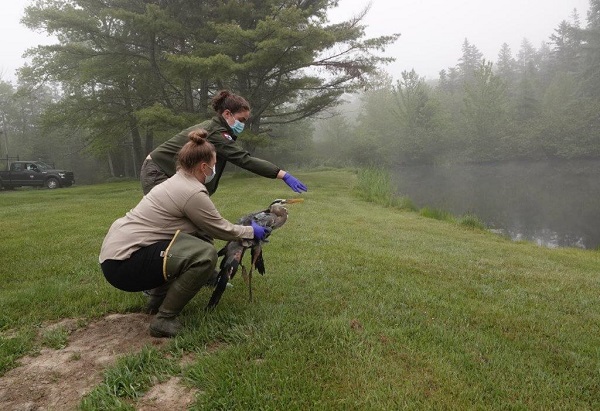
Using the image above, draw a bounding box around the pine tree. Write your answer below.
[549,20,582,74]
[457,38,483,82]
[496,43,517,96]
[578,0,600,97]
[20,0,399,171]
[462,61,508,160]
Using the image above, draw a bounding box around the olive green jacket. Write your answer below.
[150,116,280,195]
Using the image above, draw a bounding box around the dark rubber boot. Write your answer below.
[142,282,171,315]
[148,243,217,338]
[149,311,182,338]
[148,279,201,338]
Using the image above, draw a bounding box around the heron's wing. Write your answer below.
[238,208,269,225]
[251,244,265,275]
[207,241,246,310]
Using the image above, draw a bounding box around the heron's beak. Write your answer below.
[285,198,304,204]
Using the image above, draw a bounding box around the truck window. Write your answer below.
[12,163,23,171]
[35,162,51,171]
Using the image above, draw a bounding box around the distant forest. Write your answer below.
[310,4,600,167]
[1,1,599,183]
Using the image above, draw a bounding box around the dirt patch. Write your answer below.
[0,313,177,410]
[136,376,197,410]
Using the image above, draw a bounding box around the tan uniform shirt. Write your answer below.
[99,171,253,263]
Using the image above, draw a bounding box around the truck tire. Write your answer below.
[45,177,60,189]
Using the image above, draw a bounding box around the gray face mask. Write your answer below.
[204,164,216,184]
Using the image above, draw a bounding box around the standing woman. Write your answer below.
[140,89,307,195]
[100,130,270,338]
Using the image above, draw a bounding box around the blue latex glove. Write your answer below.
[282,173,307,193]
[251,221,272,241]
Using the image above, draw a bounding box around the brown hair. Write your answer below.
[177,129,215,172]
[211,90,250,115]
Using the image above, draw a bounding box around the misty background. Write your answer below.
[0,0,599,249]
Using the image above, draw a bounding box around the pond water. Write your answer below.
[391,159,600,249]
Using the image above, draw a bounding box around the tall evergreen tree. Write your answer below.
[391,69,441,163]
[579,0,600,96]
[516,38,538,75]
[496,43,517,97]
[352,73,395,165]
[496,43,516,80]
[462,61,507,160]
[0,80,60,162]
[550,20,582,74]
[457,38,483,82]
[0,81,17,160]
[21,0,399,173]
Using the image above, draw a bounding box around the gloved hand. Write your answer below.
[283,173,307,193]
[251,221,272,241]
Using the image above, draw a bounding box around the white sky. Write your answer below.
[0,0,591,82]
[330,0,590,79]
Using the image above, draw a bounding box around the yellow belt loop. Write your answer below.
[162,230,181,281]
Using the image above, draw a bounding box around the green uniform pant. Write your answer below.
[159,231,218,315]
[140,156,169,195]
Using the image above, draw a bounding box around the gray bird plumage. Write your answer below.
[206,199,302,309]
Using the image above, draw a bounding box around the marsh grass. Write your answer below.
[355,167,416,210]
[357,168,488,232]
[457,213,487,230]
[1,171,599,409]
[419,206,454,221]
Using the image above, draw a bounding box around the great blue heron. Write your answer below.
[206,198,303,309]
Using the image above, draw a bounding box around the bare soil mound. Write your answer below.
[0,313,196,410]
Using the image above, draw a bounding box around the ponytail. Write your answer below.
[211,90,250,115]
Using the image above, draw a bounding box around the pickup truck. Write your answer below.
[0,161,75,189]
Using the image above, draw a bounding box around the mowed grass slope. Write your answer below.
[1,170,599,409]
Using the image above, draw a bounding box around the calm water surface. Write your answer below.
[391,160,600,249]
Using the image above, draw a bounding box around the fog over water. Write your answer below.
[391,159,600,249]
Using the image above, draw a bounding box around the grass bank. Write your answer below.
[1,170,599,409]
[356,167,486,230]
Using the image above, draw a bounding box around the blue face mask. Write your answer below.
[231,119,245,136]
[204,164,216,184]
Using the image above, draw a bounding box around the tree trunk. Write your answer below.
[129,121,143,178]
[107,152,115,178]
[198,79,210,118]
[184,76,194,112]
[145,129,154,154]
[149,32,172,109]
[119,81,143,177]
[250,116,261,134]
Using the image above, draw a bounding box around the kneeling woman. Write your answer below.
[99,130,269,338]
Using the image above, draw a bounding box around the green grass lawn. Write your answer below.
[1,169,599,409]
